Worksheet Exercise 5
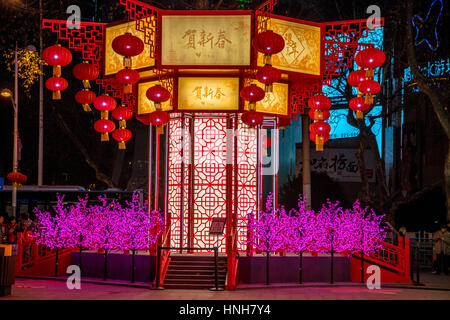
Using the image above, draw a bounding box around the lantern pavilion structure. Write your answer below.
[41,0,384,289]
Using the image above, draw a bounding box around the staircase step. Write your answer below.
[166,269,226,275]
[165,274,226,280]
[168,265,227,270]
[163,283,224,289]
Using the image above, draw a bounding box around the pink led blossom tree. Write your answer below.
[247,193,288,285]
[33,191,164,282]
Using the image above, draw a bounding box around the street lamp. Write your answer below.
[1,43,36,218]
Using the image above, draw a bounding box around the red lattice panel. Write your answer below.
[290,80,323,119]
[192,117,228,251]
[236,118,258,252]
[95,78,137,112]
[255,0,277,34]
[120,0,159,58]
[42,19,105,70]
[168,114,190,250]
[323,18,384,85]
[167,114,258,253]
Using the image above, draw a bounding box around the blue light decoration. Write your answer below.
[412,0,443,51]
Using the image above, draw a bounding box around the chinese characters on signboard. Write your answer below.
[178,77,239,110]
[161,15,251,66]
[296,148,375,182]
[244,82,289,116]
[257,18,321,76]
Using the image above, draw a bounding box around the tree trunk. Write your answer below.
[356,136,370,203]
[405,1,450,221]
[446,142,450,221]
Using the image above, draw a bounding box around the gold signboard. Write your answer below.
[161,15,251,66]
[137,80,173,115]
[258,18,321,76]
[244,82,289,116]
[178,77,239,111]
[104,20,155,76]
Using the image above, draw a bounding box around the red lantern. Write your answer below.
[115,68,140,94]
[146,85,171,110]
[307,94,331,110]
[7,171,27,188]
[240,84,265,110]
[42,44,72,77]
[94,119,115,142]
[256,65,282,92]
[45,77,68,100]
[309,121,331,152]
[94,95,117,119]
[112,128,132,149]
[149,110,170,134]
[241,111,264,128]
[73,62,99,89]
[112,106,133,128]
[347,70,367,87]
[112,33,144,68]
[349,96,371,119]
[355,48,386,77]
[358,80,381,104]
[310,132,330,152]
[253,30,285,65]
[355,48,386,69]
[75,89,96,112]
[309,109,330,121]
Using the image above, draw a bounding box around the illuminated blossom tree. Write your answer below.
[247,193,288,285]
[33,191,164,282]
[114,193,163,282]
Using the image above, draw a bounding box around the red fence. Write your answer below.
[350,238,412,283]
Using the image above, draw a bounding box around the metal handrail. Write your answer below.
[156,246,220,290]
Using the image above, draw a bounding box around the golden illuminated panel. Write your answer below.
[161,15,251,66]
[257,18,321,76]
[178,69,240,73]
[137,80,173,115]
[104,20,155,76]
[139,69,157,79]
[178,77,239,111]
[244,82,289,116]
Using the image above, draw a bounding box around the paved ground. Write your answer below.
[1,274,449,300]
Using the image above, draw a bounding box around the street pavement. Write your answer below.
[1,273,449,300]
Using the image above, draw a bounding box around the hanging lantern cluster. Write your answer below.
[42,44,72,100]
[348,47,385,118]
[308,93,332,152]
[111,106,133,149]
[253,30,284,93]
[240,84,265,128]
[112,33,143,95]
[7,171,27,189]
[240,29,285,128]
[93,94,117,141]
[146,85,171,134]
[73,61,99,112]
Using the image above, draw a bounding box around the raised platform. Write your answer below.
[71,252,156,283]
[238,255,350,283]
[69,252,350,284]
